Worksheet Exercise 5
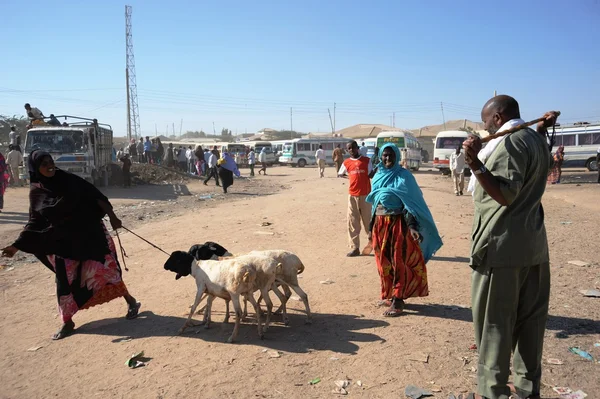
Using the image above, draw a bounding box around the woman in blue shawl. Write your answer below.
[366,143,442,316]
[217,152,241,193]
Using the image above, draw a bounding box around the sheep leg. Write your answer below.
[227,294,243,343]
[290,285,312,324]
[194,292,208,314]
[180,287,204,334]
[245,294,264,340]
[270,285,289,325]
[273,284,292,314]
[204,295,214,329]
[242,296,248,319]
[260,288,274,333]
[223,299,230,324]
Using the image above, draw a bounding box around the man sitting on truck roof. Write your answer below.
[47,114,62,126]
[24,103,44,121]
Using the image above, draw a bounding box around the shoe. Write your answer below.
[459,191,463,195]
[346,249,360,257]
[203,182,208,186]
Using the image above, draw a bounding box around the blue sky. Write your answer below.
[1,0,599,136]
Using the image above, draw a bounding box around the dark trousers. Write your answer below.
[144,151,152,163]
[204,167,220,185]
[123,171,131,187]
[249,164,255,176]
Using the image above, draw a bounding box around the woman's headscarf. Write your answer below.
[366,143,442,262]
[219,152,241,177]
[28,150,53,184]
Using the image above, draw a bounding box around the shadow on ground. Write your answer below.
[76,310,388,354]
[0,211,29,225]
[403,303,600,337]
[101,184,192,201]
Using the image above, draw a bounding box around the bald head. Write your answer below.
[481,95,521,134]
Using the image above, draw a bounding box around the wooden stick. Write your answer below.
[480,111,561,143]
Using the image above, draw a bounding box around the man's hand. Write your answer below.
[537,111,560,130]
[463,135,483,167]
[1,246,18,258]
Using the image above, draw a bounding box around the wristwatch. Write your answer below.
[473,165,487,175]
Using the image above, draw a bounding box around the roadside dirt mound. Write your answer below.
[129,163,197,185]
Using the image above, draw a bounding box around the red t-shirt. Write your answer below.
[340,156,372,196]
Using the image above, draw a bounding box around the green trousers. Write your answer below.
[471,262,550,399]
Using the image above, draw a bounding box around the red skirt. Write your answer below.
[372,214,429,300]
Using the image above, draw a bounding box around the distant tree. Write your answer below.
[0,115,28,146]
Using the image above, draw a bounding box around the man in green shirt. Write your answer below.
[462,95,558,399]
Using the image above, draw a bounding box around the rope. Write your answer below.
[120,226,172,256]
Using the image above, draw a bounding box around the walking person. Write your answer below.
[1,150,141,340]
[333,144,345,177]
[9,126,21,152]
[338,140,375,257]
[156,138,164,166]
[371,146,380,168]
[7,145,24,187]
[366,143,442,316]
[164,143,175,168]
[248,147,256,176]
[450,145,466,195]
[0,150,9,212]
[547,145,564,184]
[315,145,326,178]
[203,148,211,176]
[177,146,187,171]
[204,149,220,187]
[258,147,268,175]
[186,146,195,174]
[462,95,557,399]
[217,152,240,193]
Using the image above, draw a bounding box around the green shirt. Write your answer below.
[470,128,552,268]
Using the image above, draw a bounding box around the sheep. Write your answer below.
[163,251,266,343]
[244,250,312,325]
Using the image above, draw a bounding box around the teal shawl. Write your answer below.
[366,143,442,262]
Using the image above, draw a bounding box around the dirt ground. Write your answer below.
[0,165,598,399]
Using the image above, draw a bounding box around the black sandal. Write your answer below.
[126,302,141,320]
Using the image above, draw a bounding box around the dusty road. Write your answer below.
[0,166,599,399]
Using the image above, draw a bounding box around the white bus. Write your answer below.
[552,123,600,171]
[433,130,470,175]
[279,137,352,167]
[376,131,422,171]
[247,140,277,165]
[270,140,292,158]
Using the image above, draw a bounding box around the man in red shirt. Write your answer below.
[338,140,375,256]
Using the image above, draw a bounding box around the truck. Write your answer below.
[24,115,114,186]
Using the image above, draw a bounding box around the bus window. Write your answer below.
[578,133,593,145]
[436,137,464,149]
[557,134,576,146]
[297,143,311,151]
[594,133,600,145]
[322,142,334,150]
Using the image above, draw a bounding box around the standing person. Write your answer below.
[547,145,564,184]
[315,145,326,178]
[0,150,9,212]
[156,138,164,166]
[194,145,204,176]
[450,145,466,195]
[1,150,141,339]
[177,146,187,171]
[143,137,152,164]
[186,146,194,174]
[338,140,375,257]
[136,138,145,163]
[120,154,132,188]
[217,152,240,193]
[247,147,256,176]
[366,143,442,316]
[333,144,345,177]
[371,147,380,168]
[128,139,137,162]
[462,95,557,399]
[116,147,124,161]
[258,147,268,175]
[203,148,211,176]
[7,145,24,186]
[359,141,368,157]
[9,126,20,152]
[204,149,220,187]
[213,145,221,160]
[151,140,159,164]
[165,143,175,168]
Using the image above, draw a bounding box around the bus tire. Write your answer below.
[291,164,297,168]
[297,159,307,168]
[442,169,451,176]
[586,157,598,171]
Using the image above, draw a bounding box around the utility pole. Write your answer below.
[393,112,396,127]
[328,108,334,134]
[440,102,447,130]
[463,119,467,129]
[125,5,140,140]
[494,90,497,97]
[179,119,183,137]
[212,122,216,135]
[390,116,393,126]
[155,124,157,135]
[333,102,336,134]
[172,123,175,136]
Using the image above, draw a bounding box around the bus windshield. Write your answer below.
[25,130,87,154]
[377,137,405,148]
[436,137,465,149]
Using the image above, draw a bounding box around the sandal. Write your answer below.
[126,302,141,320]
[376,299,392,307]
[52,320,75,340]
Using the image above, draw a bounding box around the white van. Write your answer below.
[552,123,600,171]
[376,131,421,171]
[433,130,469,175]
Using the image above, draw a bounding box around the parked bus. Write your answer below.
[376,131,422,171]
[247,140,277,165]
[433,130,470,175]
[552,123,600,171]
[270,140,291,158]
[357,138,377,158]
[279,137,352,167]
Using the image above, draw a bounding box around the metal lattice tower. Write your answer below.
[125,5,140,140]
